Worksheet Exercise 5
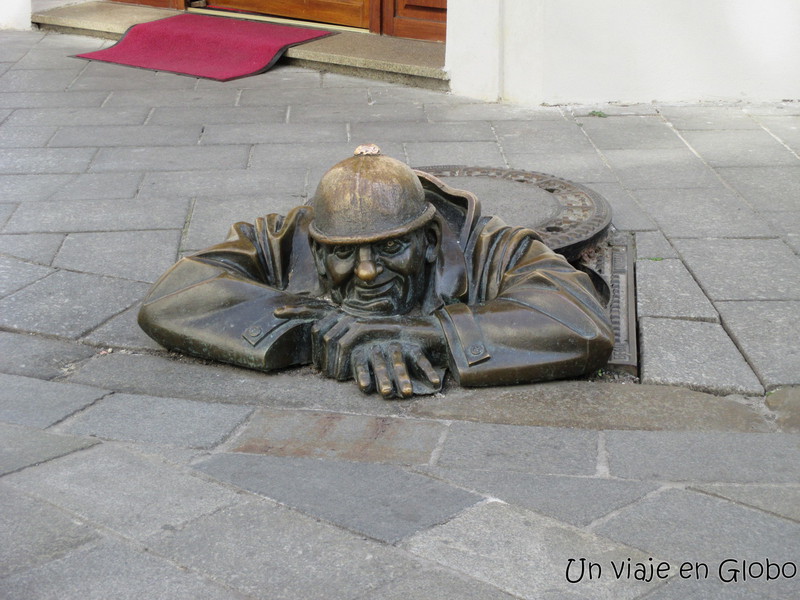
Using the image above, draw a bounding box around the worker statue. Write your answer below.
[138,145,614,399]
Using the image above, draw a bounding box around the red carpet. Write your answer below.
[76,13,333,81]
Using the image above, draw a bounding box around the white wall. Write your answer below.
[446,0,800,104]
[0,0,31,30]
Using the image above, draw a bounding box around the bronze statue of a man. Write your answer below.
[139,145,614,398]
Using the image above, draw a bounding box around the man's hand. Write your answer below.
[273,297,336,322]
[310,313,447,399]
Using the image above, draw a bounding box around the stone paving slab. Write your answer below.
[60,393,253,449]
[49,124,203,147]
[605,431,800,483]
[408,381,770,432]
[81,303,163,350]
[148,105,288,126]
[403,501,663,600]
[717,165,800,212]
[0,255,54,297]
[53,229,180,283]
[2,196,190,233]
[506,152,618,184]
[766,387,800,433]
[577,115,686,150]
[0,538,247,600]
[0,147,97,175]
[0,483,99,579]
[717,301,800,389]
[593,488,800,599]
[0,330,97,380]
[0,90,109,109]
[631,187,774,238]
[0,232,64,264]
[147,499,419,600]
[354,565,519,600]
[139,168,308,202]
[673,238,800,301]
[4,444,242,539]
[89,144,251,173]
[657,106,762,130]
[0,373,108,428]
[0,68,85,93]
[680,129,800,167]
[4,106,151,127]
[0,270,149,339]
[0,422,98,476]
[417,467,659,528]
[635,231,678,259]
[589,182,658,231]
[200,121,348,145]
[435,422,598,475]
[600,148,722,189]
[351,120,496,143]
[639,318,764,395]
[493,119,596,153]
[0,173,74,202]
[691,482,800,523]
[194,453,481,543]
[102,88,241,108]
[636,258,718,322]
[760,209,800,253]
[0,125,59,147]
[227,408,444,464]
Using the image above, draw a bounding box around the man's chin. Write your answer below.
[341,297,396,317]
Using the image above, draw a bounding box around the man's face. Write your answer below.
[315,228,433,316]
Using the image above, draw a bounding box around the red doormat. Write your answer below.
[75,13,333,81]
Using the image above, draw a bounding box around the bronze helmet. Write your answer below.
[308,144,436,244]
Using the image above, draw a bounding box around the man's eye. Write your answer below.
[379,239,404,254]
[332,246,354,259]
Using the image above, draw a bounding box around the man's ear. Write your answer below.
[310,240,327,278]
[424,220,441,263]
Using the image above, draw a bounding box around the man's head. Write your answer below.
[309,145,439,316]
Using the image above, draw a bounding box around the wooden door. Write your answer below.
[210,0,372,29]
[381,0,445,41]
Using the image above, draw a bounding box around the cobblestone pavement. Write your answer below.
[1,29,799,600]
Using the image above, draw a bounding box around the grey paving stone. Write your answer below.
[571,104,661,117]
[673,238,800,301]
[148,105,287,125]
[149,499,417,600]
[406,141,506,167]
[0,422,98,476]
[409,381,770,433]
[10,49,88,71]
[0,483,99,579]
[494,119,596,154]
[66,352,406,416]
[0,173,74,201]
[199,65,322,89]
[102,87,240,108]
[436,421,598,475]
[0,373,108,428]
[426,102,563,122]
[632,188,774,238]
[605,430,800,483]
[0,147,97,174]
[0,270,149,339]
[61,393,253,449]
[635,231,678,259]
[241,85,369,106]
[593,488,800,598]
[756,115,800,153]
[81,303,164,351]
[49,124,203,147]
[5,443,242,539]
[691,482,800,523]
[682,129,799,167]
[636,259,718,322]
[717,165,800,211]
[717,301,800,389]
[506,152,618,184]
[0,537,249,600]
[0,90,109,109]
[0,255,53,297]
[0,330,96,379]
[69,64,198,92]
[404,501,662,600]
[196,453,480,543]
[639,318,763,395]
[589,182,659,231]
[53,229,180,283]
[0,232,64,263]
[0,125,58,147]
[3,196,190,233]
[638,578,778,600]
[46,172,144,201]
[0,202,15,228]
[4,106,151,127]
[139,167,308,201]
[601,148,721,189]
[200,121,348,144]
[351,120,496,143]
[760,209,800,253]
[356,566,519,600]
[290,101,427,122]
[89,144,250,173]
[229,408,444,464]
[577,115,685,150]
[766,386,800,433]
[658,105,761,130]
[250,141,406,172]
[184,195,303,251]
[0,69,82,92]
[418,467,658,527]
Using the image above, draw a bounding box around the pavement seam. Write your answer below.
[45,389,116,432]
[427,420,451,466]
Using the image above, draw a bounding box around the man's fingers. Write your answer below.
[410,347,441,387]
[311,311,342,372]
[388,342,413,398]
[369,346,394,398]
[351,348,373,393]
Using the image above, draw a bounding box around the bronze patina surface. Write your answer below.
[138,146,615,399]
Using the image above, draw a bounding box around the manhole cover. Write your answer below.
[414,166,612,261]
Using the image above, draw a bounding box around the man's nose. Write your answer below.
[355,245,382,282]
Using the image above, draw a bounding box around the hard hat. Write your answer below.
[308,144,436,244]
